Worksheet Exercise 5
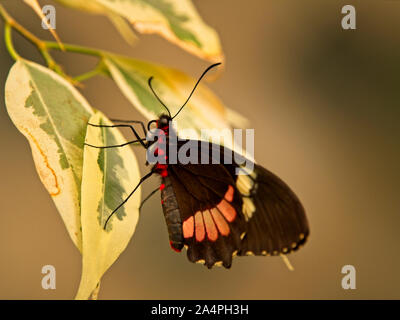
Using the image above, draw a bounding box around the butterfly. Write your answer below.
[86,63,309,269]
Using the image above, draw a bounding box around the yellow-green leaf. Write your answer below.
[54,0,138,46]
[106,13,138,46]
[54,0,223,62]
[76,111,141,299]
[4,60,93,251]
[103,55,247,141]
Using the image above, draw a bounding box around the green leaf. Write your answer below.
[103,55,247,142]
[4,60,94,251]
[76,111,141,300]
[54,0,223,62]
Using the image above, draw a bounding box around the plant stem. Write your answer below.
[0,4,43,48]
[74,64,106,82]
[0,4,107,83]
[45,41,104,57]
[0,4,61,70]
[4,22,19,60]
[0,4,106,59]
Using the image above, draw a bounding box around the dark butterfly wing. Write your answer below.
[160,140,309,268]
[162,163,247,268]
[232,164,309,256]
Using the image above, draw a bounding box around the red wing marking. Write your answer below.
[203,210,218,241]
[183,216,194,238]
[217,199,236,222]
[210,208,230,236]
[224,185,234,202]
[182,186,235,242]
[169,241,181,252]
[194,211,205,242]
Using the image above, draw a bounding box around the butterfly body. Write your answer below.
[160,175,184,252]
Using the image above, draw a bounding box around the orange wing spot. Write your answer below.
[224,185,234,202]
[203,210,218,241]
[182,216,194,238]
[211,208,230,236]
[194,211,205,242]
[217,199,236,222]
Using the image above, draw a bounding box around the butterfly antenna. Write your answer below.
[172,62,222,120]
[148,77,172,118]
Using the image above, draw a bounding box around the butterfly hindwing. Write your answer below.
[166,164,246,268]
[233,164,309,256]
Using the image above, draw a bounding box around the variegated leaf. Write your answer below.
[76,111,141,299]
[54,0,138,45]
[54,0,223,62]
[4,59,94,251]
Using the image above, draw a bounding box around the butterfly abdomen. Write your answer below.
[160,175,184,252]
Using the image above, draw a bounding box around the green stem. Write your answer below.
[0,4,62,71]
[0,4,43,48]
[4,22,19,60]
[74,66,105,82]
[0,4,107,83]
[45,41,104,57]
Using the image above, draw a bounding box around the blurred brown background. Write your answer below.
[1,0,399,299]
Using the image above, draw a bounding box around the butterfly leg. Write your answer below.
[104,170,154,230]
[84,139,145,149]
[109,119,147,137]
[86,123,148,148]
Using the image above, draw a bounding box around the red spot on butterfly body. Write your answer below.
[160,184,165,191]
[156,163,167,170]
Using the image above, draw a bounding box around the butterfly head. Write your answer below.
[157,114,171,129]
[147,114,171,132]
